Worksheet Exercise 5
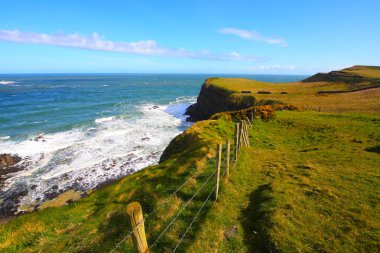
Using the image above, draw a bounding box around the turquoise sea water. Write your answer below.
[0,74,307,213]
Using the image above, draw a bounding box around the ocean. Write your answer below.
[0,73,307,214]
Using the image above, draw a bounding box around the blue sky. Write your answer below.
[0,0,379,74]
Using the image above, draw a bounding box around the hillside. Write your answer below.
[186,66,380,121]
[302,65,380,82]
[0,66,379,252]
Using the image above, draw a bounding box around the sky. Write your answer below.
[0,0,379,74]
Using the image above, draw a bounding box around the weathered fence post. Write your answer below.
[239,121,245,147]
[225,140,230,178]
[234,123,239,161]
[215,143,222,201]
[318,106,321,112]
[244,115,252,128]
[251,111,254,123]
[241,120,249,147]
[126,202,149,253]
[246,121,250,146]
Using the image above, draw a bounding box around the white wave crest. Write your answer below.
[0,98,194,212]
[0,80,17,85]
[0,136,10,141]
[95,116,116,123]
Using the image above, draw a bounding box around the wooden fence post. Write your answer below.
[244,115,252,128]
[239,121,244,147]
[215,143,222,201]
[251,111,254,123]
[225,140,230,178]
[126,202,149,253]
[241,120,249,147]
[234,123,239,161]
[244,121,250,147]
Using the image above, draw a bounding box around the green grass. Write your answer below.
[0,114,237,252]
[206,73,380,113]
[342,65,380,79]
[1,110,378,252]
[1,68,379,253]
[187,111,380,252]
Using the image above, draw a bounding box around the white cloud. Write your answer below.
[248,64,297,73]
[0,29,265,62]
[218,28,287,46]
[257,64,295,70]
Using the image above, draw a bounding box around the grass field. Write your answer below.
[208,66,380,113]
[0,66,379,252]
[1,109,379,252]
[187,111,380,252]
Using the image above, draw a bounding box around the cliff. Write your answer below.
[185,66,380,117]
[185,78,256,121]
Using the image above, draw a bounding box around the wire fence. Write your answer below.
[109,154,220,253]
[148,167,218,251]
[110,118,250,253]
[109,157,216,253]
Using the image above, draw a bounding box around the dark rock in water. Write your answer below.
[141,137,150,141]
[241,90,251,93]
[258,91,272,94]
[44,190,60,200]
[281,91,288,94]
[0,154,21,168]
[32,134,45,142]
[150,105,159,109]
[0,186,28,218]
[0,154,25,190]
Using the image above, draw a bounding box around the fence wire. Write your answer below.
[173,183,217,252]
[110,155,217,253]
[173,151,233,251]
[110,123,247,252]
[148,167,218,251]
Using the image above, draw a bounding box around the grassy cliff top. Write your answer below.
[337,65,380,78]
[206,66,380,113]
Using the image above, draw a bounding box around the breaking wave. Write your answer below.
[0,96,196,213]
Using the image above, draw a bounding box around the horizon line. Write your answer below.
[0,72,311,76]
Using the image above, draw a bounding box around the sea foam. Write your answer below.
[0,81,17,85]
[0,97,196,213]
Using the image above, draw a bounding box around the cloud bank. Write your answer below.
[256,64,295,70]
[0,29,264,61]
[219,28,287,46]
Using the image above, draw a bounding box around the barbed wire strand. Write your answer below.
[148,167,218,251]
[173,183,217,252]
[110,156,217,253]
[173,150,233,252]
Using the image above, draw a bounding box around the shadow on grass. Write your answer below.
[241,183,277,253]
[365,145,380,154]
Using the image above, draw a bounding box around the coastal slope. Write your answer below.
[186,65,380,121]
[0,66,379,252]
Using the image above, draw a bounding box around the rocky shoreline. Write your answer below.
[0,147,162,218]
[0,102,188,218]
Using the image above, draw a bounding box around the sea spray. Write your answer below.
[0,99,195,214]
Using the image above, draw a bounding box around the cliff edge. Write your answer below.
[185,78,256,121]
